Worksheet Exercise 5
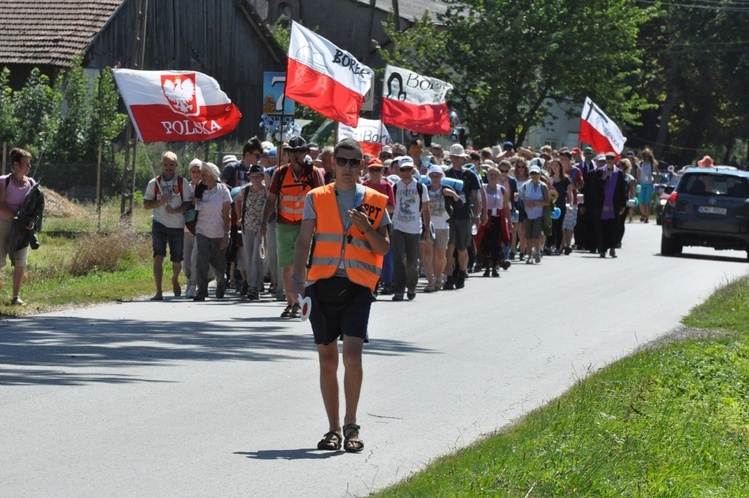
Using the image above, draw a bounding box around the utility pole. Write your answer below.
[120,0,149,220]
[392,0,400,31]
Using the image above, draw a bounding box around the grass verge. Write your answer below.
[375,279,749,497]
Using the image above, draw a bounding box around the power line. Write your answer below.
[638,0,749,12]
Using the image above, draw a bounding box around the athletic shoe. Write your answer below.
[564,247,572,255]
[185,283,196,298]
[235,279,244,294]
[241,282,250,296]
[492,268,500,277]
[483,268,491,277]
[554,249,562,256]
[442,278,455,290]
[247,288,260,301]
[519,253,526,262]
[192,295,206,302]
[407,292,416,301]
[455,272,466,289]
[423,284,436,293]
[392,294,404,301]
[380,285,394,295]
[10,297,26,306]
[215,281,226,299]
[500,260,512,270]
[526,257,533,265]
[534,252,541,264]
[509,251,516,260]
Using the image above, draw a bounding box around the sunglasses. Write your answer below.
[499,169,510,173]
[369,167,383,172]
[335,156,362,168]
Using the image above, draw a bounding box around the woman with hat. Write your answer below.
[480,165,512,276]
[363,158,395,295]
[518,163,549,264]
[636,148,660,223]
[422,164,461,291]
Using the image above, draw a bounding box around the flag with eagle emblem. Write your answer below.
[112,69,242,142]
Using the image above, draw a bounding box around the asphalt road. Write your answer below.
[1,223,747,497]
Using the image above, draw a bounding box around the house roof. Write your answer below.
[0,0,124,66]
[354,0,449,22]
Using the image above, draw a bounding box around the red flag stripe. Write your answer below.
[382,98,451,135]
[285,58,364,127]
[129,104,242,142]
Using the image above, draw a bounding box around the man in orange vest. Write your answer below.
[289,138,390,453]
[261,137,325,318]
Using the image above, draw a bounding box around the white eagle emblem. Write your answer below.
[161,74,199,116]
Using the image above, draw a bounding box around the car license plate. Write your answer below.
[698,206,727,215]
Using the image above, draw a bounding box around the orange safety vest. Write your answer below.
[276,164,321,224]
[307,183,388,292]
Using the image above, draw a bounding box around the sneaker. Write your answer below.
[500,260,512,270]
[247,288,260,301]
[280,305,293,318]
[380,285,394,295]
[519,253,526,262]
[442,277,455,290]
[241,282,250,296]
[392,294,404,301]
[482,268,491,277]
[492,268,500,277]
[509,251,516,260]
[215,281,226,299]
[291,303,301,318]
[526,257,533,265]
[554,249,562,256]
[10,296,26,306]
[434,278,443,291]
[543,247,552,256]
[275,292,286,301]
[185,283,196,298]
[534,252,541,264]
[192,295,206,302]
[564,247,573,256]
[407,291,416,301]
[423,284,436,293]
[235,279,244,294]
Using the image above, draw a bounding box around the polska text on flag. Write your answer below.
[381,65,453,135]
[112,69,242,143]
[337,118,392,157]
[579,97,626,158]
[285,21,373,127]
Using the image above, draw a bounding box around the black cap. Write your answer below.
[249,164,264,174]
[285,136,309,151]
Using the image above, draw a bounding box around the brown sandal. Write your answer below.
[317,430,342,451]
[343,423,364,453]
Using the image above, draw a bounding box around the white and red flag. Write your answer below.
[579,97,626,158]
[286,21,373,127]
[381,65,453,135]
[112,69,242,142]
[337,118,392,157]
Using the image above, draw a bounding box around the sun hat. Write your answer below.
[222,154,238,165]
[697,155,714,168]
[448,143,469,158]
[284,136,309,151]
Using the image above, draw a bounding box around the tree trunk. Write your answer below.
[655,58,679,159]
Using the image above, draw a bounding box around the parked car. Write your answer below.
[661,166,749,259]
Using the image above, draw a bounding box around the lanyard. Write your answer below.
[334,185,362,235]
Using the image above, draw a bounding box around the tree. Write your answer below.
[54,57,92,162]
[381,0,655,147]
[0,67,18,147]
[12,68,61,160]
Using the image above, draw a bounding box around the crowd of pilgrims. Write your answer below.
[154,136,656,314]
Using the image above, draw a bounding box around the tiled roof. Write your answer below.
[0,0,124,66]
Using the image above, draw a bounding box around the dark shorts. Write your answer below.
[152,221,185,262]
[306,278,372,345]
[448,217,472,250]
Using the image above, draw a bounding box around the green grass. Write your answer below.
[375,279,749,497]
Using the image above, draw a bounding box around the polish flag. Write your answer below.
[286,21,373,127]
[112,69,242,143]
[381,65,453,135]
[579,97,626,158]
[337,118,392,157]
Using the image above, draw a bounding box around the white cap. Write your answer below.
[397,156,415,169]
[529,165,541,174]
[449,143,469,158]
[427,164,445,177]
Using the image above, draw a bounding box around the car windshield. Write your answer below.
[680,174,749,198]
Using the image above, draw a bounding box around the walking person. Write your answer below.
[391,157,430,301]
[422,164,461,291]
[143,151,193,301]
[549,159,574,255]
[480,165,512,276]
[362,158,395,296]
[289,138,390,453]
[637,148,660,223]
[519,164,549,264]
[235,164,268,301]
[0,148,43,305]
[589,152,628,258]
[193,162,232,300]
[182,158,203,298]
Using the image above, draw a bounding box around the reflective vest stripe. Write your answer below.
[310,257,382,276]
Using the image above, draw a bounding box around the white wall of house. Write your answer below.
[524,99,582,150]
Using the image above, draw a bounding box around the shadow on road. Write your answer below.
[234,449,342,460]
[656,252,747,264]
[0,314,436,387]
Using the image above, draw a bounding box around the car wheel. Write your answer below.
[661,234,678,256]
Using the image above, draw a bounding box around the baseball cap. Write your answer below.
[571,147,582,154]
[249,164,264,174]
[397,156,415,170]
[595,153,606,161]
[267,147,277,158]
[584,146,594,154]
[503,141,514,150]
[367,158,384,169]
[529,165,541,174]
[427,164,445,177]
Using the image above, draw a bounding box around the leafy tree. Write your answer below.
[54,57,92,162]
[89,67,127,153]
[0,67,18,146]
[12,68,61,160]
[380,0,655,147]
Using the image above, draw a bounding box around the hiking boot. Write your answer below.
[482,268,491,277]
[442,277,455,290]
[500,260,511,270]
[492,267,500,277]
[564,246,573,255]
[247,288,260,301]
[215,281,226,299]
[281,305,293,318]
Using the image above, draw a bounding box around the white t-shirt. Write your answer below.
[393,180,430,234]
[428,186,450,230]
[144,175,193,228]
[195,182,232,238]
